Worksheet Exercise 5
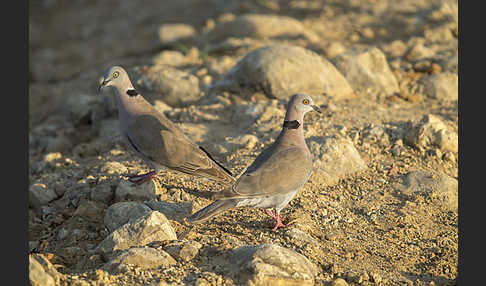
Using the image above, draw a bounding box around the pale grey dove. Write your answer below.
[98,65,235,186]
[187,93,321,230]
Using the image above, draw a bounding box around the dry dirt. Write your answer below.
[29,0,458,285]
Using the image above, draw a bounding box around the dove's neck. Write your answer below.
[112,84,149,121]
[278,107,307,147]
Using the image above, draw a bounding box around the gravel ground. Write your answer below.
[29,0,458,285]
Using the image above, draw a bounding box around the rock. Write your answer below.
[114,179,160,202]
[100,161,128,175]
[43,152,62,163]
[63,94,103,126]
[214,45,354,101]
[331,278,349,286]
[29,256,55,286]
[361,124,390,146]
[57,228,69,240]
[29,254,63,286]
[381,40,407,58]
[103,247,176,272]
[96,211,177,259]
[404,114,458,153]
[333,47,399,96]
[309,135,367,186]
[73,199,105,220]
[29,183,58,210]
[158,23,195,45]
[424,24,456,43]
[395,170,458,212]
[152,50,187,67]
[427,0,458,23]
[325,42,347,58]
[205,14,320,43]
[285,228,319,246]
[234,134,258,150]
[231,243,318,286]
[144,201,193,221]
[90,183,114,204]
[406,40,435,61]
[104,201,153,232]
[136,65,201,107]
[420,73,458,101]
[164,240,202,262]
[52,182,67,197]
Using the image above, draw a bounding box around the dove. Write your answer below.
[187,93,321,230]
[98,65,235,186]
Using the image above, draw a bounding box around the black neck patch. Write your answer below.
[126,89,139,97]
[283,120,300,129]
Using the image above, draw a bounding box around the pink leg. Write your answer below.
[126,171,156,185]
[265,209,294,231]
[265,209,277,219]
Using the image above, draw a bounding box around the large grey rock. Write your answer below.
[308,135,367,186]
[103,247,176,272]
[29,254,63,286]
[104,201,153,232]
[144,201,193,221]
[420,72,458,102]
[96,211,177,259]
[214,45,354,101]
[135,65,201,107]
[395,170,458,212]
[29,183,58,210]
[404,114,458,153]
[333,47,399,96]
[205,14,320,43]
[231,243,318,286]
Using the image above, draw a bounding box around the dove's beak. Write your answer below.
[98,79,109,93]
[311,105,322,113]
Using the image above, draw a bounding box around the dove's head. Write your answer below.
[289,93,321,115]
[98,65,131,93]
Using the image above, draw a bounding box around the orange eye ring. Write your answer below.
[302,99,309,105]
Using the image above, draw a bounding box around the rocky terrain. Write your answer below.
[29,0,458,285]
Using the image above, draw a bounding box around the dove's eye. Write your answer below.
[113,71,119,78]
[302,99,309,105]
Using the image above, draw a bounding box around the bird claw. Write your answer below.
[265,209,295,231]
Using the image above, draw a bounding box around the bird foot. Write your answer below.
[126,171,156,185]
[265,209,294,231]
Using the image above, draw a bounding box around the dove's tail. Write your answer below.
[186,199,237,224]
